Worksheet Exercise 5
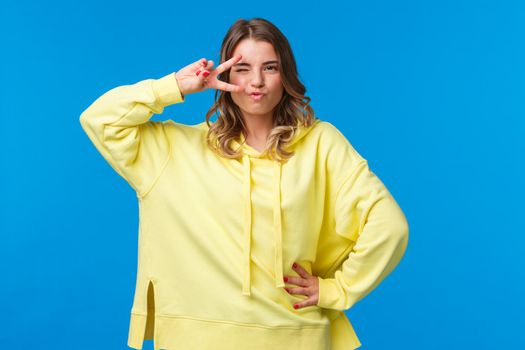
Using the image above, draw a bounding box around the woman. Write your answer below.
[80,17,409,350]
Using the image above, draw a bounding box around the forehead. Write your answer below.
[231,39,278,62]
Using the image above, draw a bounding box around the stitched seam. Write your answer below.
[136,79,173,199]
[112,80,156,126]
[80,114,140,193]
[150,78,161,103]
[130,311,327,330]
[137,128,172,200]
[143,313,328,330]
[333,159,367,238]
[323,160,368,269]
[83,81,156,193]
[333,159,367,204]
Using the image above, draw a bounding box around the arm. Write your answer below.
[79,72,184,198]
[317,139,409,311]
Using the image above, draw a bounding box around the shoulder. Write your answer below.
[162,119,208,136]
[315,120,349,142]
[150,120,209,150]
[305,120,353,147]
[309,120,366,163]
[308,120,368,191]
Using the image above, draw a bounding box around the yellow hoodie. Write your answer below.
[79,72,409,350]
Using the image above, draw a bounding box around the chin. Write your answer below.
[240,106,273,116]
[232,95,279,117]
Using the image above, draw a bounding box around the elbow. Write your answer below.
[79,110,100,144]
[79,110,91,130]
[390,214,409,257]
[79,114,85,130]
[373,195,410,255]
[79,108,100,136]
[79,112,88,132]
[382,194,410,255]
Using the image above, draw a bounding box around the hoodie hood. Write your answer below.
[229,119,321,296]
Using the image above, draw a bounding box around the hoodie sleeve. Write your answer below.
[79,72,184,198]
[316,124,409,311]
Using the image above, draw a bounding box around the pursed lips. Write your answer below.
[248,92,265,101]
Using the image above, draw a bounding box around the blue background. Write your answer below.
[1,0,523,349]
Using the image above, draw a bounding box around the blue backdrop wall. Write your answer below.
[1,0,523,349]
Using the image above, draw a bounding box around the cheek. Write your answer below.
[269,77,283,91]
[229,75,246,87]
[269,81,284,97]
[229,76,245,102]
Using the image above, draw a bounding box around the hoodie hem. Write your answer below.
[128,312,331,350]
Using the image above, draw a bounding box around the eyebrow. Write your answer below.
[233,60,279,67]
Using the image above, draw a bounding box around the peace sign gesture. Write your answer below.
[283,262,320,309]
[175,54,244,97]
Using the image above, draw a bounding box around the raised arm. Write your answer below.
[79,56,244,198]
[79,72,184,198]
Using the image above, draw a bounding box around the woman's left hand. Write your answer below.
[283,262,319,309]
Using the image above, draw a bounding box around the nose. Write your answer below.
[250,70,264,88]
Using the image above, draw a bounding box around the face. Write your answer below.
[228,39,284,121]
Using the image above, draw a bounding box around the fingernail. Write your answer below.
[293,304,299,309]
[293,263,297,268]
[196,70,201,76]
[284,288,289,293]
[203,71,210,77]
[283,276,288,282]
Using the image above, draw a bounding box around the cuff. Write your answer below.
[151,72,185,107]
[316,276,342,310]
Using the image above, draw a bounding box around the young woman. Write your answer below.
[80,17,409,350]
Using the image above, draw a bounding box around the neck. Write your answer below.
[242,113,274,142]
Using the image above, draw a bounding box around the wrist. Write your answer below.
[174,73,187,99]
[151,72,185,106]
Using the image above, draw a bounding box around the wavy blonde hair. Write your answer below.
[205,17,318,162]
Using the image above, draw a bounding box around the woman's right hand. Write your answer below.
[175,54,244,96]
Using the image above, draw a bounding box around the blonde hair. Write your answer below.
[204,17,318,162]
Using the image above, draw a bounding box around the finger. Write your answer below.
[195,69,209,79]
[293,298,317,310]
[195,58,210,76]
[283,275,308,287]
[204,60,214,70]
[284,286,309,296]
[292,263,311,279]
[192,57,208,70]
[201,60,214,78]
[213,79,244,93]
[214,54,243,75]
[195,70,211,79]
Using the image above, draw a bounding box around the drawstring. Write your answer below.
[272,160,285,290]
[241,153,285,296]
[241,153,252,296]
